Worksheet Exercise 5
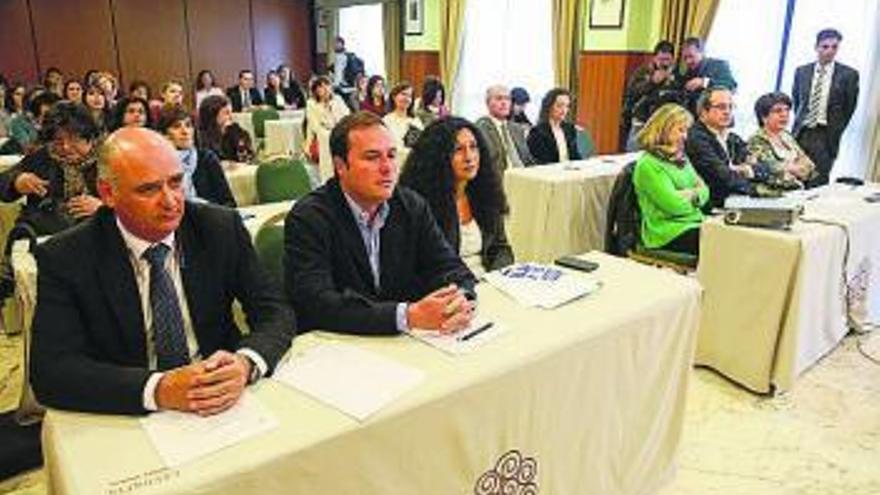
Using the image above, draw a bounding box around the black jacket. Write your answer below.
[685,120,752,208]
[264,84,307,110]
[30,203,295,415]
[791,62,859,157]
[527,121,582,164]
[226,86,265,112]
[194,148,237,208]
[284,178,476,334]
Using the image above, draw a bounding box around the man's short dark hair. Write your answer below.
[28,91,61,117]
[329,111,386,164]
[239,69,253,79]
[683,37,704,52]
[816,28,842,45]
[696,86,730,114]
[654,40,675,55]
[39,101,100,143]
[156,104,192,134]
[753,92,792,126]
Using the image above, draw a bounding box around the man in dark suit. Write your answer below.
[475,85,535,173]
[620,40,680,151]
[678,37,737,115]
[791,28,859,187]
[685,88,760,208]
[284,111,477,335]
[30,128,294,416]
[226,70,264,112]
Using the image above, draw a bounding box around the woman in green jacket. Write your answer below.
[633,103,708,256]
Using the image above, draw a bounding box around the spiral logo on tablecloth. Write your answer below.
[474,449,539,495]
[846,257,872,327]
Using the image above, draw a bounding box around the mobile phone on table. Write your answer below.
[554,255,599,273]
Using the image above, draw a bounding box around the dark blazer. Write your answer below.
[685,120,753,208]
[264,84,307,110]
[527,121,582,165]
[475,116,535,171]
[445,211,513,272]
[679,57,737,113]
[226,86,264,112]
[791,61,859,157]
[194,148,237,208]
[284,178,477,335]
[30,203,295,415]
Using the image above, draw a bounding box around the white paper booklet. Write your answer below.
[484,263,601,309]
[273,343,424,421]
[409,317,505,355]
[140,391,278,467]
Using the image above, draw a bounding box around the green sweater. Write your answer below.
[632,152,707,248]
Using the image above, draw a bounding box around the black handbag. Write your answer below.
[19,197,75,236]
[0,222,38,301]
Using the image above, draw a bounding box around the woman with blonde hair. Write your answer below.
[632,103,708,256]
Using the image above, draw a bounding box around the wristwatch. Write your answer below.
[242,355,261,385]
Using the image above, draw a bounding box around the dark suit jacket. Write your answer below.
[791,61,859,157]
[194,148,237,208]
[475,116,535,172]
[685,120,753,208]
[30,203,295,415]
[284,178,477,335]
[264,84,307,110]
[527,121,582,165]
[679,57,737,113]
[226,86,265,112]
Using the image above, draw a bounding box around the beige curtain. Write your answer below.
[383,1,402,84]
[552,0,583,92]
[439,0,467,109]
[660,0,720,47]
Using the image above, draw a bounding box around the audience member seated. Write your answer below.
[527,88,582,164]
[416,76,449,126]
[84,83,111,133]
[275,65,307,109]
[63,80,83,104]
[8,91,61,154]
[110,96,152,131]
[0,102,102,234]
[128,80,151,102]
[227,70,263,112]
[633,104,708,256]
[747,92,817,188]
[194,70,225,113]
[284,112,477,334]
[475,85,534,172]
[347,72,368,111]
[95,72,119,109]
[401,116,514,276]
[685,87,757,208]
[621,40,680,151]
[359,76,387,116]
[7,83,27,117]
[150,80,185,124]
[30,127,295,415]
[382,82,423,154]
[198,94,253,163]
[42,67,64,97]
[509,87,532,128]
[678,37,737,115]
[304,75,350,166]
[157,105,236,207]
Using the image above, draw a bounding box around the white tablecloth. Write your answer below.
[0,154,22,170]
[224,165,258,206]
[41,253,701,495]
[264,118,304,157]
[231,112,255,142]
[503,153,639,263]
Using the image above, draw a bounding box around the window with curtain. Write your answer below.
[452,0,554,122]
[338,4,386,78]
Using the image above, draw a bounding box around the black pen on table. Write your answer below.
[457,322,493,342]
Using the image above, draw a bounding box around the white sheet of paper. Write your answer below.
[140,391,278,468]
[408,317,505,355]
[485,263,601,309]
[273,343,424,421]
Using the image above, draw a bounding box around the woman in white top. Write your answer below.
[304,75,349,180]
[382,82,423,159]
[194,70,225,113]
[399,117,514,275]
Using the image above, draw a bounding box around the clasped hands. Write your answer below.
[14,172,102,218]
[407,284,475,334]
[155,350,251,416]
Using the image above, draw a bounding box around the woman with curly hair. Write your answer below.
[416,76,449,126]
[400,116,513,275]
[109,96,152,131]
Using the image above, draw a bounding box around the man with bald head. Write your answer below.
[475,85,534,173]
[31,127,294,416]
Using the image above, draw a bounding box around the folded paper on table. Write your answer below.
[484,263,601,309]
[408,318,505,355]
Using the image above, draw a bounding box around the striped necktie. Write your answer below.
[804,64,827,127]
[143,244,190,370]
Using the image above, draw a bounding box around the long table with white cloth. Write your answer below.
[41,253,701,494]
[503,153,637,263]
[696,184,880,393]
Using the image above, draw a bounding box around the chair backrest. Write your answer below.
[251,108,280,139]
[575,126,596,158]
[254,212,286,279]
[604,161,641,256]
[255,158,312,203]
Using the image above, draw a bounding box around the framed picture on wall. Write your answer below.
[589,0,626,29]
[406,0,424,35]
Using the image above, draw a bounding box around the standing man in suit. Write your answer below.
[284,111,477,335]
[678,37,737,115]
[475,85,535,173]
[30,128,295,416]
[620,40,679,151]
[792,28,859,187]
[226,70,264,112]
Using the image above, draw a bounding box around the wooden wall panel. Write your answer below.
[0,0,39,83]
[29,0,118,81]
[113,0,190,97]
[186,0,254,91]
[252,0,312,85]
[400,51,439,95]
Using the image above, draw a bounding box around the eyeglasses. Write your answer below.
[709,103,735,111]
